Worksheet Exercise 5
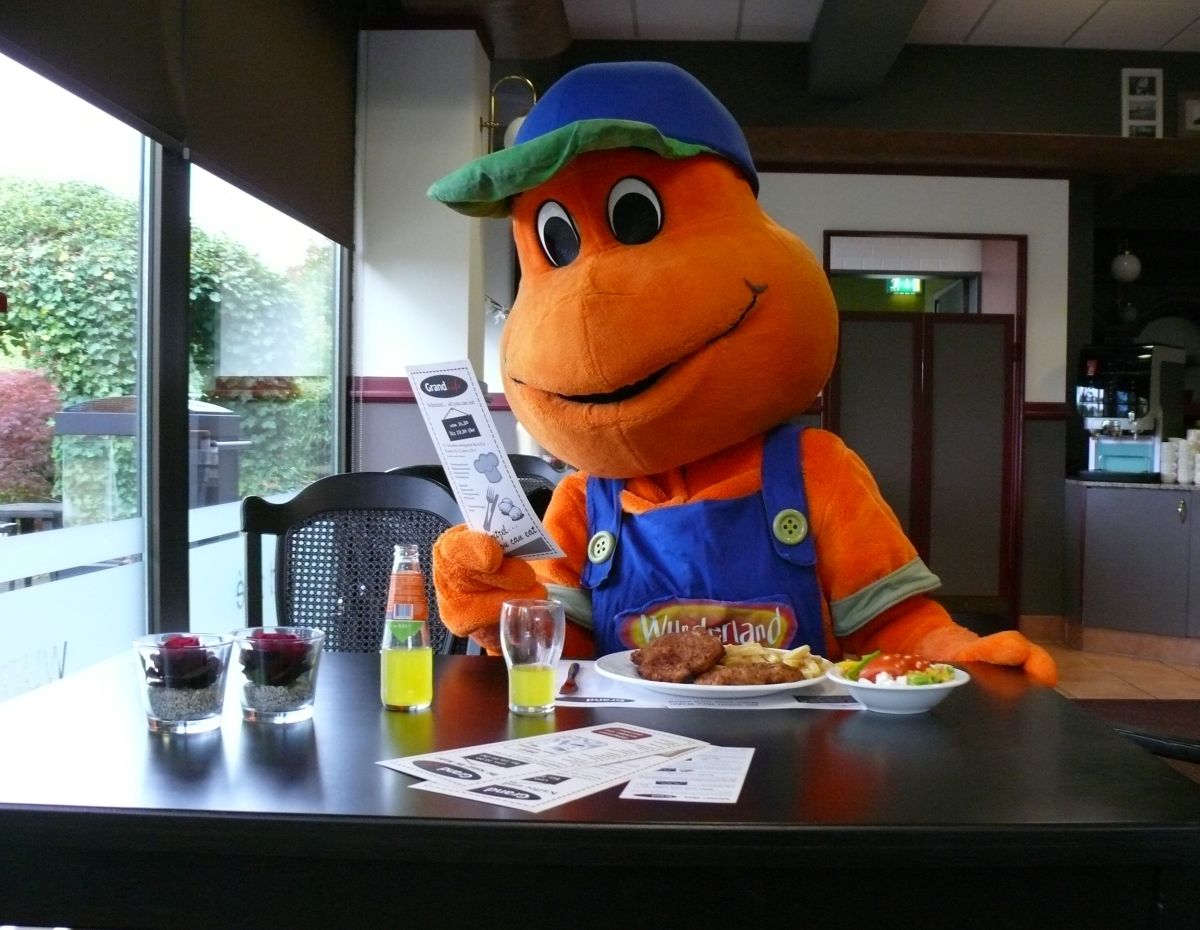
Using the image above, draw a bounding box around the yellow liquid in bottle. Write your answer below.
[508,664,556,711]
[381,647,433,711]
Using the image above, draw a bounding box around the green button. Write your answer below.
[772,508,808,545]
[587,530,616,564]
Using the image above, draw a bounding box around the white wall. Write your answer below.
[355,30,490,377]
[759,173,1069,403]
[829,236,982,272]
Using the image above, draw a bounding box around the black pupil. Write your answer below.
[611,194,659,245]
[543,216,580,266]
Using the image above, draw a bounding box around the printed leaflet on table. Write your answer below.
[378,722,709,813]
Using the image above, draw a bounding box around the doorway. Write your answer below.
[822,231,1027,629]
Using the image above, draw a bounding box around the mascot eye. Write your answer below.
[536,200,581,267]
[607,177,662,245]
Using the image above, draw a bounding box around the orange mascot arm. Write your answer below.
[432,471,594,656]
[807,430,1057,687]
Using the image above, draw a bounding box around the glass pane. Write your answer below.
[0,52,146,698]
[187,167,339,630]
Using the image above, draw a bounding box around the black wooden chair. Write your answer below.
[384,462,453,492]
[242,472,467,654]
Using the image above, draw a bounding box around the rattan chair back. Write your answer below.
[242,472,465,654]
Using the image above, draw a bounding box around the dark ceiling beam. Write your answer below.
[744,126,1200,180]
[808,0,926,98]
[359,0,570,59]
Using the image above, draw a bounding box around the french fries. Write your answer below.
[720,643,830,680]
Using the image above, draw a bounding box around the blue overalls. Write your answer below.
[581,424,825,655]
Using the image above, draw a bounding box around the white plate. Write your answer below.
[594,650,829,699]
[827,665,970,715]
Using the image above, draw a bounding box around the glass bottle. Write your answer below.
[380,544,432,711]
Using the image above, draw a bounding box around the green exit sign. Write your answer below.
[887,277,922,295]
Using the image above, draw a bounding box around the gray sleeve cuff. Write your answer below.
[830,558,942,637]
[546,584,593,630]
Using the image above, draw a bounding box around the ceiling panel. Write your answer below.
[1165,17,1200,51]
[739,0,821,42]
[559,0,1200,51]
[637,0,741,41]
[562,0,636,40]
[969,0,1105,48]
[908,0,991,45]
[1067,0,1200,50]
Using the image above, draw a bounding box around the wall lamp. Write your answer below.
[481,75,538,153]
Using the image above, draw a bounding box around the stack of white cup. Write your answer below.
[1161,440,1179,483]
[1177,437,1195,485]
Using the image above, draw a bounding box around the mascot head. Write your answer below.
[431,61,837,478]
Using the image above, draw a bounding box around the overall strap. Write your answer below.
[581,474,623,588]
[761,423,817,567]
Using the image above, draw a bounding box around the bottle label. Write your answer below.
[387,620,425,642]
[386,570,429,621]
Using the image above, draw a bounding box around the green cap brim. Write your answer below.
[427,119,716,219]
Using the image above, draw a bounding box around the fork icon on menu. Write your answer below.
[483,487,499,531]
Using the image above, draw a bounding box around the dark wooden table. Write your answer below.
[1,653,1199,929]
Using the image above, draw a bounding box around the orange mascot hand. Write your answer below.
[845,601,1058,688]
[952,630,1058,688]
[432,525,546,654]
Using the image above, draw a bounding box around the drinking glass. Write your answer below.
[499,599,565,715]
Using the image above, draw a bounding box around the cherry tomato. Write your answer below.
[857,653,929,682]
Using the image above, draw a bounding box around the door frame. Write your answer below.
[820,230,1028,626]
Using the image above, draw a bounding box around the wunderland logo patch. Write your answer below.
[615,598,797,649]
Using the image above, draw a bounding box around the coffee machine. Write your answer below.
[1075,344,1185,478]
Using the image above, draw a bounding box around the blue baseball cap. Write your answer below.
[428,61,758,218]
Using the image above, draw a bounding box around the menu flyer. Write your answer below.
[619,747,755,804]
[404,360,563,559]
[378,722,711,813]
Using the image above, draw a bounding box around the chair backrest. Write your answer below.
[242,472,465,654]
[385,462,452,491]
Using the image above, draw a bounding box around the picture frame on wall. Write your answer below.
[1180,90,1200,137]
[1121,67,1163,138]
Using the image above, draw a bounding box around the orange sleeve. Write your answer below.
[804,429,933,611]
[532,470,590,588]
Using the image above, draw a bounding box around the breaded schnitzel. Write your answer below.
[631,629,724,683]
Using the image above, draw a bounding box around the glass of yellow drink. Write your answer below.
[381,645,432,711]
[499,599,565,715]
[380,615,432,712]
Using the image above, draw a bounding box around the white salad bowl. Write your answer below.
[828,664,970,715]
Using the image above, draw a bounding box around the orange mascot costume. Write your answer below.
[428,61,1056,686]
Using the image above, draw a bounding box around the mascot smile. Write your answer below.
[428,60,1056,684]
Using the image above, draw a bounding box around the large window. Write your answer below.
[187,168,341,629]
[0,54,345,699]
[0,53,147,698]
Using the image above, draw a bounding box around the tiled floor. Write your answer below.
[1042,641,1200,699]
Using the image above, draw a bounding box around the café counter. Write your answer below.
[1066,478,1200,645]
[1,653,1199,929]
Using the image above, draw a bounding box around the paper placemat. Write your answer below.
[553,660,862,710]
